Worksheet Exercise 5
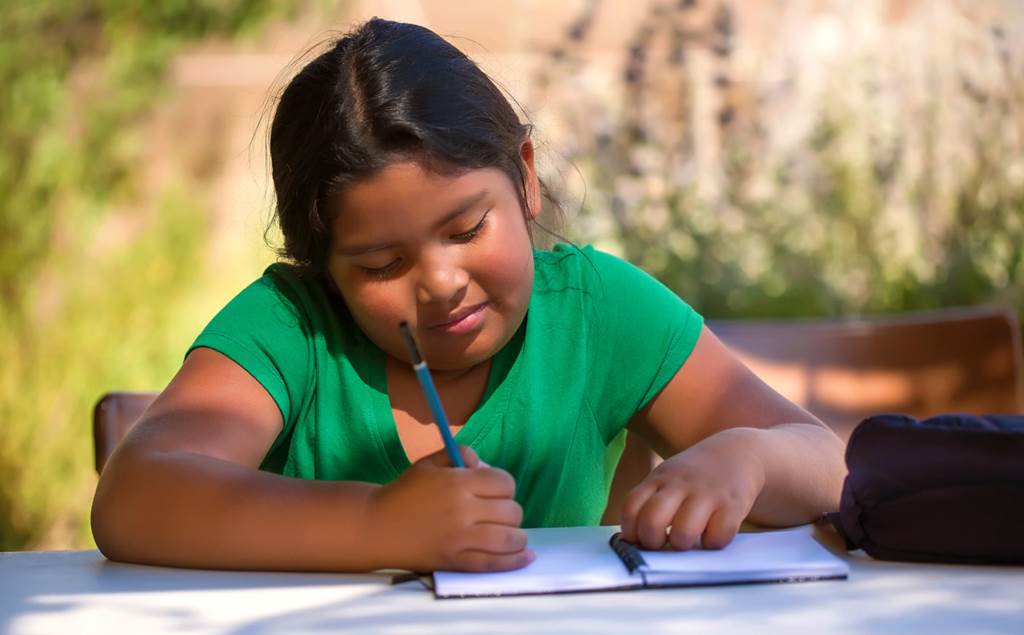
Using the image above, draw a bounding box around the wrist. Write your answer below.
[360,483,401,570]
[697,427,769,494]
[324,481,392,572]
[361,479,434,572]
[730,424,841,525]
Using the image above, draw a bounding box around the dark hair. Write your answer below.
[269,18,540,274]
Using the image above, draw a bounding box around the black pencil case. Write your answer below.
[826,412,1024,564]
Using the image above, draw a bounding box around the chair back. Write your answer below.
[603,305,1024,523]
[93,391,157,473]
[712,306,1023,435]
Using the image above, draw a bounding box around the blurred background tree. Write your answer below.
[535,0,1024,318]
[0,0,1021,551]
[0,0,298,550]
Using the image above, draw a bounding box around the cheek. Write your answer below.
[476,240,533,302]
[340,278,407,325]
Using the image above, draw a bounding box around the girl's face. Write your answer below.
[326,149,540,372]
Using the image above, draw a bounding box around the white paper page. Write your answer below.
[433,526,639,598]
[639,526,849,585]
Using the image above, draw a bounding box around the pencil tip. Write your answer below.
[398,321,422,364]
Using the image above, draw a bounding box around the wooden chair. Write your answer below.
[93,391,157,473]
[602,305,1024,523]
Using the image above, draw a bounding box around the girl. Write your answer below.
[91,18,846,574]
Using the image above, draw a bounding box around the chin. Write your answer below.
[429,345,493,371]
[429,329,508,371]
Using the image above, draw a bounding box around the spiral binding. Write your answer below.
[609,532,648,574]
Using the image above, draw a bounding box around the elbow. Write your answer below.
[91,465,131,562]
[90,450,153,564]
[90,497,122,562]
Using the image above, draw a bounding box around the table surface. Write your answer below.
[2,525,1022,635]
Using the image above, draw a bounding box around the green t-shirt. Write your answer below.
[188,244,703,527]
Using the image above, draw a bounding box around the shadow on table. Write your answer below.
[0,550,390,633]
[221,559,1024,635]
[3,527,1022,634]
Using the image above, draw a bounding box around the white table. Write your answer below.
[2,526,1022,635]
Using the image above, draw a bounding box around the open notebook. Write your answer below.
[433,525,848,599]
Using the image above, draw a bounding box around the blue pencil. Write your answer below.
[398,321,465,468]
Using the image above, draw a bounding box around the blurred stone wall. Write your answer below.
[142,0,1023,290]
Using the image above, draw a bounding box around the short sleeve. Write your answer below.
[186,266,315,431]
[583,248,704,439]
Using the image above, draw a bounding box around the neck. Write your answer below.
[388,355,489,385]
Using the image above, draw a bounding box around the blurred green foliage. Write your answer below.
[0,1,294,550]
[605,105,1024,319]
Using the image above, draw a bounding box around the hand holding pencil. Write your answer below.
[366,444,533,572]
[360,322,533,573]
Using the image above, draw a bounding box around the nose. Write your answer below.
[414,247,469,305]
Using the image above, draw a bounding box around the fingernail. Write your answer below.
[525,549,536,563]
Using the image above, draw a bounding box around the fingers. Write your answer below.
[454,524,533,572]
[464,523,529,555]
[458,445,482,468]
[622,483,746,552]
[701,505,744,550]
[442,524,534,573]
[422,445,489,470]
[667,496,714,550]
[475,497,524,527]
[633,486,687,550]
[454,547,536,572]
[424,444,480,468]
[619,481,657,544]
[464,465,516,499]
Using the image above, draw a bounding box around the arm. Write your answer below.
[91,347,530,573]
[619,325,846,550]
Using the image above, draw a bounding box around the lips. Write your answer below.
[430,302,489,330]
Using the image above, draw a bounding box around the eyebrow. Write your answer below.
[336,189,490,257]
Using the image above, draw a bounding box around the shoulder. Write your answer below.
[209,263,340,332]
[248,263,323,309]
[533,243,611,287]
[529,243,701,347]
[533,243,673,301]
[529,245,704,437]
[189,264,344,432]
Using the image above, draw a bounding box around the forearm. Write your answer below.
[92,449,386,572]
[741,423,846,526]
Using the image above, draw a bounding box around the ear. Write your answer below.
[519,139,542,221]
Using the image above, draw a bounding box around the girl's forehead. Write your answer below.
[330,161,513,238]
[336,162,509,215]
[347,161,467,195]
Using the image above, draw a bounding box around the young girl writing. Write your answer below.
[91,18,846,573]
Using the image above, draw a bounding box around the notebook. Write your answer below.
[432,525,849,599]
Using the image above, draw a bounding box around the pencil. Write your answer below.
[398,321,465,468]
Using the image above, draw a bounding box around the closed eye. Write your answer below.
[361,259,402,279]
[450,209,490,243]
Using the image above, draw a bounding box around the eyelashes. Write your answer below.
[359,209,492,279]
[361,260,401,279]
[450,209,490,242]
